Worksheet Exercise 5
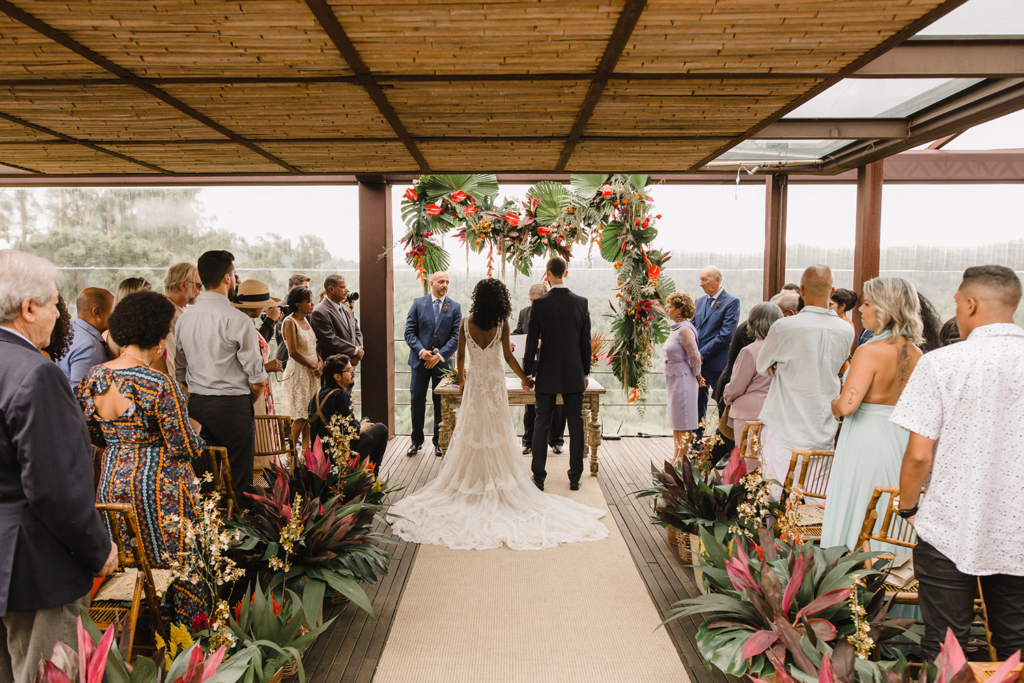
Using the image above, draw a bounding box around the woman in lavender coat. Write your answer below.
[664,292,703,462]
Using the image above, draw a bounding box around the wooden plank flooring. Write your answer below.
[302,436,727,683]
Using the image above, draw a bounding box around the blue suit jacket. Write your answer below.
[692,290,740,375]
[404,295,463,369]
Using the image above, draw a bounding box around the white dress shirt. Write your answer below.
[756,306,854,451]
[890,323,1024,576]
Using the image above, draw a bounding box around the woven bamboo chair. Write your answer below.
[203,446,240,519]
[778,449,834,542]
[90,503,167,661]
[856,487,995,660]
[253,415,295,488]
[738,421,763,460]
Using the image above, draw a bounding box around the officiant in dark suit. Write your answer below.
[513,282,565,456]
[693,266,740,438]
[311,274,363,366]
[405,272,462,457]
[523,257,591,491]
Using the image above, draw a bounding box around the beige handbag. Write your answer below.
[718,405,734,441]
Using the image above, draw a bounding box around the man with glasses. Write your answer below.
[164,262,201,388]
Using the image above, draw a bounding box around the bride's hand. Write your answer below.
[522,377,534,391]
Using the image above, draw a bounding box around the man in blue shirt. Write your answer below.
[58,287,113,386]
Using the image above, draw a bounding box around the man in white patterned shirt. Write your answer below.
[891,265,1024,660]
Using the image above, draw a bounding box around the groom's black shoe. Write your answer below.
[531,477,544,491]
[434,444,443,457]
[522,445,531,455]
[569,481,580,491]
[406,443,420,457]
[551,444,563,455]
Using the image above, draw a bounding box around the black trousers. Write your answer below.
[409,364,446,447]
[915,538,1024,660]
[353,423,389,471]
[695,368,722,439]
[523,403,565,447]
[188,394,255,504]
[532,392,585,485]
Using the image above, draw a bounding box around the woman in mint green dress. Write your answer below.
[821,277,924,553]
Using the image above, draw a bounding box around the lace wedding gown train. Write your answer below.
[389,320,609,551]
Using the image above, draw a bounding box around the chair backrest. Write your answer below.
[254,415,296,474]
[739,421,763,459]
[856,486,918,561]
[204,446,239,518]
[94,503,167,653]
[782,449,835,504]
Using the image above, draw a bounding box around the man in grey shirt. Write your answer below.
[176,250,268,500]
[756,265,853,499]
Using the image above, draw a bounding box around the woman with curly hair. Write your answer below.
[41,293,73,361]
[76,290,205,625]
[389,277,609,551]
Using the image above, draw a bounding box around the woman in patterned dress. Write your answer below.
[77,290,205,625]
[280,286,322,453]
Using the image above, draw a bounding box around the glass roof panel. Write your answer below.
[917,0,1024,36]
[785,78,983,119]
[944,109,1024,150]
[715,139,853,164]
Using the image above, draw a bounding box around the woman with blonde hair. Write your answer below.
[821,276,924,551]
[663,291,703,462]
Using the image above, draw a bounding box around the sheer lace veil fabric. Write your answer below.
[389,318,609,551]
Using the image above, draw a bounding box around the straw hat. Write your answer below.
[232,279,281,309]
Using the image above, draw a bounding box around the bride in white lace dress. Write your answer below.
[390,279,609,551]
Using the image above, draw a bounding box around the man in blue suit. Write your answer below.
[405,272,462,457]
[693,266,740,439]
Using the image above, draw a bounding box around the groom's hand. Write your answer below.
[521,378,534,392]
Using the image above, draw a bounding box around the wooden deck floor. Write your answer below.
[301,435,727,683]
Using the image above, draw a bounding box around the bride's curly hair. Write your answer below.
[469,278,512,331]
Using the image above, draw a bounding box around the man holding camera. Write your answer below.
[310,274,364,368]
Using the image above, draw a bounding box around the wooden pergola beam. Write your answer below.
[687,0,974,172]
[856,38,1024,78]
[853,161,884,335]
[358,181,396,434]
[763,174,788,300]
[304,0,430,172]
[554,0,648,171]
[0,0,300,173]
[752,118,909,140]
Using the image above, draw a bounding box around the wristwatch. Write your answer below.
[897,504,918,519]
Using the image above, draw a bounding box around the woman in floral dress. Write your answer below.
[77,291,205,625]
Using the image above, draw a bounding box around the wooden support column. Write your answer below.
[763,173,788,300]
[358,181,395,434]
[853,160,884,335]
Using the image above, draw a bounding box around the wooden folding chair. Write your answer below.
[203,446,240,519]
[90,503,167,661]
[857,487,995,660]
[738,421,763,460]
[254,415,295,488]
[778,449,834,542]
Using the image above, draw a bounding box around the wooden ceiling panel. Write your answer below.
[0,143,152,174]
[10,0,352,78]
[387,81,590,137]
[0,116,57,142]
[159,83,395,139]
[0,14,109,79]
[0,85,225,141]
[98,143,285,173]
[259,141,416,172]
[587,79,825,136]
[568,139,726,171]
[419,141,564,171]
[328,0,624,75]
[617,0,947,74]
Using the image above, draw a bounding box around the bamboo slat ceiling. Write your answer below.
[0,0,962,176]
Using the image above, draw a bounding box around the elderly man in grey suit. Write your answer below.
[310,274,364,367]
[0,250,117,683]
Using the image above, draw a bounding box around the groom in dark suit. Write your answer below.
[405,272,462,457]
[693,265,740,438]
[523,257,591,491]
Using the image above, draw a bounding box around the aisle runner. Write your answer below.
[374,450,692,683]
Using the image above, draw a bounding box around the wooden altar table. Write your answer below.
[434,378,607,476]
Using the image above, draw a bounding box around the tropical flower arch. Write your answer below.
[388,173,676,407]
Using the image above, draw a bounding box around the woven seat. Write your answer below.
[778,449,833,543]
[254,415,295,488]
[89,503,166,661]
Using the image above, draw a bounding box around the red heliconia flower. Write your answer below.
[648,264,661,279]
[505,213,520,227]
[405,188,418,202]
[537,226,551,236]
[656,214,662,219]
[464,205,478,215]
[468,194,476,203]
[601,184,612,198]
[634,219,641,226]
[642,217,650,228]
[425,204,442,216]
[451,190,467,202]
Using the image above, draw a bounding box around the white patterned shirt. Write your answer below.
[890,323,1024,576]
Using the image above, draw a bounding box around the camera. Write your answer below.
[346,291,359,304]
